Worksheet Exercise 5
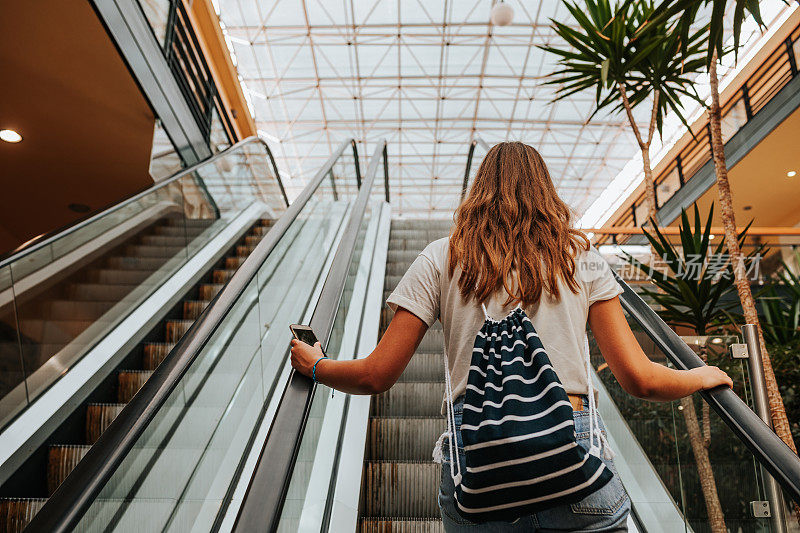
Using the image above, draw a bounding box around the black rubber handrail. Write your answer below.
[24,139,359,533]
[615,272,800,503]
[461,135,490,201]
[231,139,388,533]
[0,135,287,269]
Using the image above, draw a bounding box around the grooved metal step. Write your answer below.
[358,518,444,532]
[370,382,444,417]
[117,370,153,402]
[0,217,273,533]
[165,320,194,343]
[183,300,209,320]
[360,461,440,518]
[360,220,447,527]
[198,283,224,300]
[366,417,445,461]
[85,403,125,444]
[213,269,236,284]
[0,499,46,531]
[143,342,175,370]
[398,353,443,382]
[47,445,90,494]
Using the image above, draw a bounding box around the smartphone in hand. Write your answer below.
[289,324,320,348]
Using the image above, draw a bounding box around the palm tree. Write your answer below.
[623,204,753,532]
[540,0,707,224]
[647,0,798,459]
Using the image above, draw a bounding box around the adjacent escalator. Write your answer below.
[12,138,365,533]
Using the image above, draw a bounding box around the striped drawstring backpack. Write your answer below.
[433,304,614,523]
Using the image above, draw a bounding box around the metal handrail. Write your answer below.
[615,272,800,503]
[23,139,358,533]
[231,139,388,533]
[0,135,286,269]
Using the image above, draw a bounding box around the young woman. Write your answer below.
[290,142,732,532]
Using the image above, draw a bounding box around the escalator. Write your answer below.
[0,216,272,529]
[3,134,800,533]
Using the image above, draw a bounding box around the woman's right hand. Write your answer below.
[688,365,733,391]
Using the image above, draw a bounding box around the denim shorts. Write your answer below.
[439,396,630,532]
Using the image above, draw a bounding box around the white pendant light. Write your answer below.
[490,1,514,26]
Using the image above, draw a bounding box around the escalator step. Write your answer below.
[85,403,125,444]
[47,445,90,494]
[225,256,246,269]
[0,499,46,533]
[139,235,188,247]
[36,300,115,321]
[17,319,93,345]
[360,461,440,518]
[213,269,236,284]
[199,284,224,300]
[117,370,153,403]
[67,283,135,301]
[236,245,256,257]
[152,225,207,237]
[251,225,271,236]
[358,519,444,532]
[166,320,194,343]
[143,343,175,370]
[183,300,209,320]
[387,240,432,251]
[244,235,263,247]
[387,250,423,263]
[124,244,184,259]
[418,331,444,353]
[370,383,444,417]
[399,353,444,382]
[88,268,154,285]
[106,256,170,271]
[391,220,452,231]
[366,417,445,461]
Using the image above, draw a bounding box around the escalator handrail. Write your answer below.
[231,140,388,533]
[615,271,800,503]
[0,135,287,269]
[461,135,491,201]
[24,139,359,533]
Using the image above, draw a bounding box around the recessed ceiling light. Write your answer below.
[709,234,715,240]
[788,171,796,177]
[0,129,22,143]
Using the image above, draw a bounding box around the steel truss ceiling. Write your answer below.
[216,0,787,217]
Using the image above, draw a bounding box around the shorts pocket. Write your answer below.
[439,463,476,526]
[569,469,628,516]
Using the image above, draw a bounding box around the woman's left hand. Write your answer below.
[290,339,325,378]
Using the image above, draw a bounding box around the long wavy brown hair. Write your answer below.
[449,141,589,306]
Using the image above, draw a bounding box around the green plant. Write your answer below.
[622,204,751,336]
[540,0,707,223]
[621,203,756,533]
[760,252,800,345]
[650,0,798,461]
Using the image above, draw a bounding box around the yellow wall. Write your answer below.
[185,0,256,140]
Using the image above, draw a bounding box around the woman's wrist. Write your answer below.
[312,356,329,382]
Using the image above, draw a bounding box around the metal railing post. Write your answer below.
[742,324,788,533]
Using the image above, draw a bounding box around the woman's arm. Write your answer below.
[289,308,429,395]
[588,296,733,401]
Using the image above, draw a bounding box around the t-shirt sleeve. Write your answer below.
[582,249,624,305]
[386,249,440,327]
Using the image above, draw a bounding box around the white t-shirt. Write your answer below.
[386,238,624,402]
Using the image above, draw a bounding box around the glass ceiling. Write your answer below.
[214,0,791,218]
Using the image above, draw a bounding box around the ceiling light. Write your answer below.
[709,234,715,240]
[788,170,796,177]
[490,1,514,26]
[0,129,22,143]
